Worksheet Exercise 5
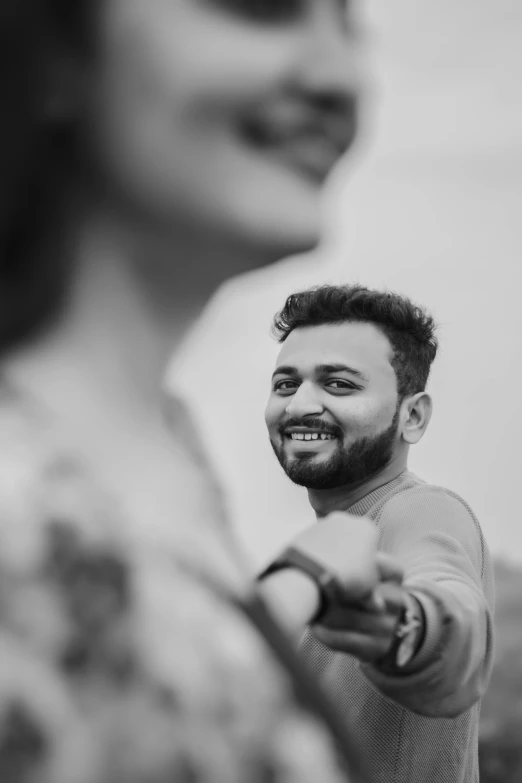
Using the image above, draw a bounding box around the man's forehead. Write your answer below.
[276,322,394,373]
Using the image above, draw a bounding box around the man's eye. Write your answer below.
[274,380,298,393]
[326,379,357,391]
[209,0,303,24]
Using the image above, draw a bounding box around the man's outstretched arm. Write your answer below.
[258,489,494,718]
[313,488,494,718]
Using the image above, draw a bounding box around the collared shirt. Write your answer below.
[300,471,495,783]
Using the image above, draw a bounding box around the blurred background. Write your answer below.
[170,1,521,780]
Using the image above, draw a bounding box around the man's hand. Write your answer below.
[259,513,412,657]
[312,551,419,664]
[312,579,405,663]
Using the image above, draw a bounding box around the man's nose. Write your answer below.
[285,383,324,418]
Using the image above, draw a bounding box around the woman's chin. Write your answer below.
[224,189,324,264]
[247,219,321,262]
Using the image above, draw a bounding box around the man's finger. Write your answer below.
[376,551,404,584]
[377,582,406,615]
[319,605,398,637]
[312,626,392,662]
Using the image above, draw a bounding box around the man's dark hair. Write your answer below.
[272,284,438,400]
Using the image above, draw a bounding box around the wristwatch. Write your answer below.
[257,545,345,624]
[381,591,424,669]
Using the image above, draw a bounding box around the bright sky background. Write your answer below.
[171,0,522,567]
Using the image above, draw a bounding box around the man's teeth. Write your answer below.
[290,433,335,441]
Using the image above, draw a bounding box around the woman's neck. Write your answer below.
[5,210,216,432]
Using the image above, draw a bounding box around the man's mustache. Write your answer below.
[278,417,343,439]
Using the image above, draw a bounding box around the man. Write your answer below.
[260,284,494,783]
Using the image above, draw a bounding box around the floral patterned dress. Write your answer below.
[0,382,359,783]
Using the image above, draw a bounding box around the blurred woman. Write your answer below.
[0,1,363,781]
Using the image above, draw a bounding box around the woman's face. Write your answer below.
[91,0,362,258]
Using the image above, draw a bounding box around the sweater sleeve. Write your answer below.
[360,486,495,718]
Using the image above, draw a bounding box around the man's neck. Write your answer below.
[307,455,409,518]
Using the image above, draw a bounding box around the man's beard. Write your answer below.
[271,410,400,490]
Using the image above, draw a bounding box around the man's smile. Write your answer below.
[278,422,341,450]
[287,431,336,442]
[281,427,340,452]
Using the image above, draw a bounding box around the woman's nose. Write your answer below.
[296,6,363,113]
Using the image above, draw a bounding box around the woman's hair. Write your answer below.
[0,1,93,355]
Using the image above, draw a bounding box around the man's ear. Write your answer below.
[400,392,432,445]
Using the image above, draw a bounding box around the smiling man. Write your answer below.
[260,284,495,783]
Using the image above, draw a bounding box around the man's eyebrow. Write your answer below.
[272,363,368,383]
[272,365,299,380]
[316,364,368,383]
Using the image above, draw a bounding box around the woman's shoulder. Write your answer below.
[0,378,133,571]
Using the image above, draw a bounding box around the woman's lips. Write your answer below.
[266,134,344,182]
[239,115,353,182]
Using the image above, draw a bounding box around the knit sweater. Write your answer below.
[299,471,495,783]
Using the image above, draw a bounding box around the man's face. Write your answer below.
[265,322,401,490]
